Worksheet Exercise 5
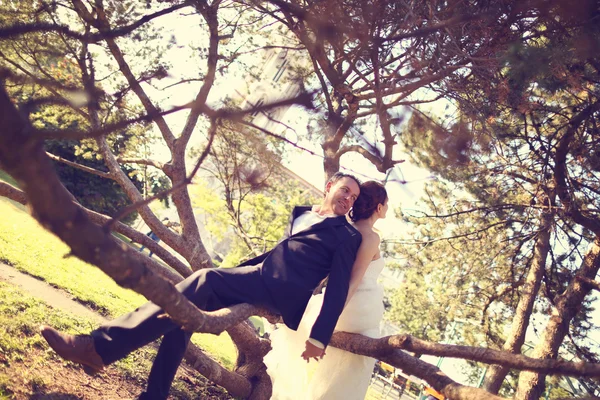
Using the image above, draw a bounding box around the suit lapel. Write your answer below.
[285,206,312,238]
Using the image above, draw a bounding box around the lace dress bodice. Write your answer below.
[356,256,385,289]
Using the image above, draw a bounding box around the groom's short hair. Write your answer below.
[326,172,361,189]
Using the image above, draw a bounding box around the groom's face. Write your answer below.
[325,177,360,215]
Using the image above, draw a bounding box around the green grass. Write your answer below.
[0,281,157,389]
[0,280,99,363]
[0,196,236,369]
[0,169,18,187]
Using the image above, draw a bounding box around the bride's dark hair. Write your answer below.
[349,181,387,222]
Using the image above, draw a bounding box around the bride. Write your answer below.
[264,181,388,400]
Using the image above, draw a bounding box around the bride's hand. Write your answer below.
[301,340,325,362]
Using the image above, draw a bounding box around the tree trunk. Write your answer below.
[514,238,600,400]
[322,141,341,181]
[483,202,554,393]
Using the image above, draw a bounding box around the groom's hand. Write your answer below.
[301,340,325,362]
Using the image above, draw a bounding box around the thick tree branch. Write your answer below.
[329,333,504,400]
[0,181,191,280]
[331,332,600,395]
[575,275,600,292]
[183,344,252,398]
[104,120,217,229]
[516,238,600,398]
[163,3,222,263]
[0,22,90,42]
[0,180,27,204]
[336,144,404,173]
[370,42,396,172]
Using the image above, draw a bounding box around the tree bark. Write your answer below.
[74,0,215,272]
[0,180,190,281]
[515,238,600,399]
[483,197,555,393]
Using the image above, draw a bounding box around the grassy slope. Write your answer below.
[0,281,232,399]
[0,280,152,391]
[0,196,236,369]
[0,171,388,398]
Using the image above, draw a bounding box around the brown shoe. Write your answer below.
[40,325,104,374]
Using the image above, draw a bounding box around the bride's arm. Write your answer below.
[345,232,381,306]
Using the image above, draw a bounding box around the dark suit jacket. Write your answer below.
[238,206,362,346]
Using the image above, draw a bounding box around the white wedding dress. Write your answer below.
[264,257,386,400]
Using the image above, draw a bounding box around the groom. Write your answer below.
[40,172,362,399]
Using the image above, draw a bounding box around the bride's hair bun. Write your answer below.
[349,181,387,222]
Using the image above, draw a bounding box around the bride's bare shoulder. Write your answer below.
[353,225,380,244]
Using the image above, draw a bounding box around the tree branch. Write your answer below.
[382,10,499,43]
[554,100,600,234]
[357,67,462,100]
[331,332,600,395]
[0,80,256,341]
[0,181,192,280]
[329,333,504,400]
[575,275,600,292]
[46,152,112,180]
[387,220,514,245]
[103,118,218,230]
[0,3,192,43]
[33,92,315,141]
[177,2,220,149]
[116,157,165,170]
[74,0,178,150]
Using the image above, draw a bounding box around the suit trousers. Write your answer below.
[90,265,276,399]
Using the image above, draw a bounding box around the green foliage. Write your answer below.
[387,268,447,343]
[0,196,236,369]
[0,0,172,217]
[191,180,231,242]
[387,181,523,347]
[193,120,319,267]
[546,384,572,399]
[192,177,319,268]
[45,139,144,225]
[397,10,600,391]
